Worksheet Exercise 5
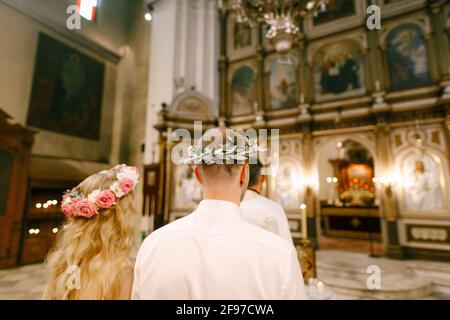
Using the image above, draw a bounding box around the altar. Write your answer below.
[320,205,381,241]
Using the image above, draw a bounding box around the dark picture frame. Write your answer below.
[27,33,105,140]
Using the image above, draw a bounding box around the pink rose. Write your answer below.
[61,197,80,218]
[95,190,116,209]
[61,203,73,218]
[74,199,98,219]
[118,178,134,195]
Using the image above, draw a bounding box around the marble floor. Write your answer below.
[0,250,450,300]
[0,263,48,300]
[317,250,450,300]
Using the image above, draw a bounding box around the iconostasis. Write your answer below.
[214,0,450,259]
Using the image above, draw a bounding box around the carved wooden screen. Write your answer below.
[0,150,13,216]
[143,164,164,231]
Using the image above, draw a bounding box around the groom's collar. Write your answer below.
[196,199,241,219]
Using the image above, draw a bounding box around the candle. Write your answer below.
[375,80,381,92]
[317,281,325,298]
[253,102,259,113]
[300,93,305,104]
[300,204,307,240]
[339,147,345,159]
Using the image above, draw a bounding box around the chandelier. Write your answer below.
[218,0,328,54]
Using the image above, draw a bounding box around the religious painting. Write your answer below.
[234,22,252,50]
[27,33,105,140]
[228,16,256,60]
[276,159,302,210]
[313,0,356,26]
[401,153,445,211]
[172,165,203,210]
[313,40,365,102]
[269,59,297,110]
[231,66,255,116]
[386,24,431,91]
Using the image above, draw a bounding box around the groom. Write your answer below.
[132,128,306,299]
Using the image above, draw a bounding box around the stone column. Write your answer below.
[367,24,384,92]
[300,127,318,247]
[374,114,403,259]
[430,1,450,85]
[144,0,178,165]
[297,40,308,101]
[218,10,229,121]
[256,25,266,113]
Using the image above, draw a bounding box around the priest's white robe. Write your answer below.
[241,190,294,245]
[132,200,306,300]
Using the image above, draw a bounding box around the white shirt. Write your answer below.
[132,199,306,300]
[241,190,294,245]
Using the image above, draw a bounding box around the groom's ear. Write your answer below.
[194,166,203,186]
[240,164,249,187]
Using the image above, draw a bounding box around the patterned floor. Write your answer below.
[0,264,47,300]
[1,250,450,300]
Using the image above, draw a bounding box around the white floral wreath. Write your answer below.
[61,164,140,219]
[182,134,266,165]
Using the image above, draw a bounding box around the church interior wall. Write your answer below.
[204,0,450,260]
[0,0,150,264]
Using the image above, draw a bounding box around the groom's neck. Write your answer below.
[203,188,241,206]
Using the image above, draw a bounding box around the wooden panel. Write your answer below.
[0,150,13,215]
[20,185,69,265]
[0,109,35,269]
[143,164,163,216]
[143,164,164,231]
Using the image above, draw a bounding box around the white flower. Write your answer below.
[62,197,72,205]
[88,189,101,203]
[110,182,125,198]
[117,167,139,184]
[181,135,266,165]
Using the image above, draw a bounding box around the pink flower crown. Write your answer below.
[61,164,140,219]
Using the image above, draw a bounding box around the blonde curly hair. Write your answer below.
[43,170,138,300]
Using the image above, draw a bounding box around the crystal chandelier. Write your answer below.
[218,0,328,54]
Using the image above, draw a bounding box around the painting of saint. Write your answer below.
[314,0,355,26]
[386,24,431,91]
[27,33,105,140]
[313,40,365,102]
[402,154,445,210]
[276,160,301,210]
[234,23,252,50]
[232,66,255,116]
[174,165,203,209]
[270,60,297,110]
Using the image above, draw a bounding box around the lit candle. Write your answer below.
[300,204,307,240]
[317,281,325,298]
